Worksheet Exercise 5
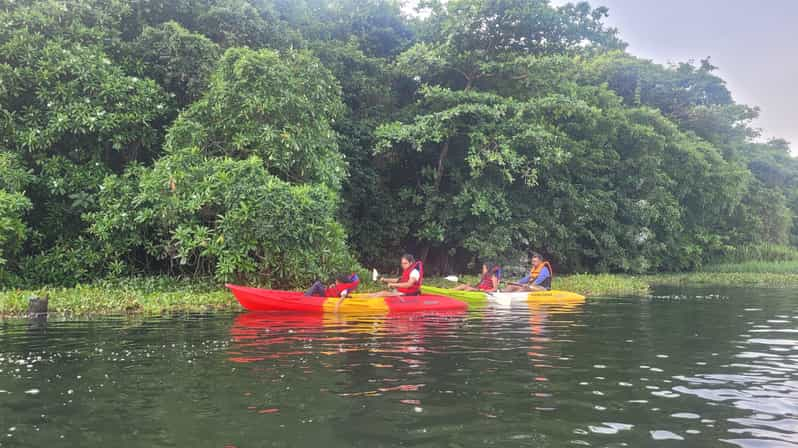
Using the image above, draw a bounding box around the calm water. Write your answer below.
[1,287,797,447]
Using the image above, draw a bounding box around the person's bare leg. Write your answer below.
[503,284,523,292]
[527,285,546,291]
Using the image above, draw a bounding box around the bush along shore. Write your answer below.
[2,270,795,317]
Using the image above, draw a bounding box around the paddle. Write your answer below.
[331,271,371,312]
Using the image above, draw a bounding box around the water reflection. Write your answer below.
[228,311,468,363]
[0,288,796,447]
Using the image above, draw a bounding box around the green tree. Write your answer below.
[195,0,301,48]
[1,0,796,286]
[134,21,221,107]
[165,47,347,189]
[88,148,357,285]
[0,153,33,283]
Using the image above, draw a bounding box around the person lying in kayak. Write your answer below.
[452,263,500,292]
[304,273,360,298]
[367,254,424,296]
[504,252,552,292]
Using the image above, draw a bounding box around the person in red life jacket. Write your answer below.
[452,263,501,292]
[369,254,424,296]
[304,273,360,298]
[504,252,553,292]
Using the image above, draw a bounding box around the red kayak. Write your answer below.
[226,284,468,313]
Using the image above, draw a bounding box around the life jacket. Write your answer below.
[529,261,553,290]
[397,261,423,295]
[325,273,360,297]
[477,266,501,291]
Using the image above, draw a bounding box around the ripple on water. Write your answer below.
[650,430,684,440]
[587,422,634,435]
[671,412,701,419]
[721,439,798,448]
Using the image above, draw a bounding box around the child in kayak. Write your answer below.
[367,254,424,296]
[504,252,552,292]
[453,263,500,292]
[304,273,360,298]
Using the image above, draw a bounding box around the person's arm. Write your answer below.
[510,273,530,286]
[389,270,419,289]
[380,277,400,283]
[532,266,550,286]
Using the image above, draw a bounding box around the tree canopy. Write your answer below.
[1,0,795,287]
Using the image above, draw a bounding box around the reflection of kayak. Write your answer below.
[420,285,585,306]
[228,310,467,363]
[226,284,468,313]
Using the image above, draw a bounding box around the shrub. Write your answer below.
[88,148,358,287]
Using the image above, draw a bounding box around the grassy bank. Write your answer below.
[3,267,798,316]
[0,277,235,317]
[648,258,798,287]
[701,260,798,274]
[647,272,798,287]
[554,274,650,297]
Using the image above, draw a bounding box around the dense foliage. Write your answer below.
[1,0,796,288]
[88,148,354,286]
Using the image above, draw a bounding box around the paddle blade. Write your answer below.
[372,269,379,282]
[444,275,459,282]
[493,294,512,307]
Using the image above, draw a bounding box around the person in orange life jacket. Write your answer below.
[452,263,500,292]
[504,252,552,292]
[304,273,360,298]
[369,254,424,296]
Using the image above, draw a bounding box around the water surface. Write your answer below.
[1,287,796,447]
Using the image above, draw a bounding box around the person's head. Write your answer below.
[481,263,489,274]
[530,252,543,267]
[400,254,415,270]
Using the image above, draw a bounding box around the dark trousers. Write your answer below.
[304,281,326,296]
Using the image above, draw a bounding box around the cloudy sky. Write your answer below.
[569,0,797,152]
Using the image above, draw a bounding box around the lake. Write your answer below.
[1,286,796,447]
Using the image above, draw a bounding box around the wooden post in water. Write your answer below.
[27,295,49,318]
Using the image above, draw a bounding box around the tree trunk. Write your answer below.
[418,245,430,265]
[434,140,450,190]
[422,76,476,269]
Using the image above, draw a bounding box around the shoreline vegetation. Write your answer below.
[3,269,798,317]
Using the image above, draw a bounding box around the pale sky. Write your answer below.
[551,0,798,153]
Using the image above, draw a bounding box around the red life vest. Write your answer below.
[477,266,500,291]
[325,273,360,297]
[397,261,423,295]
[529,261,553,289]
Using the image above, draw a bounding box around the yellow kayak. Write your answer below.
[421,285,585,307]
